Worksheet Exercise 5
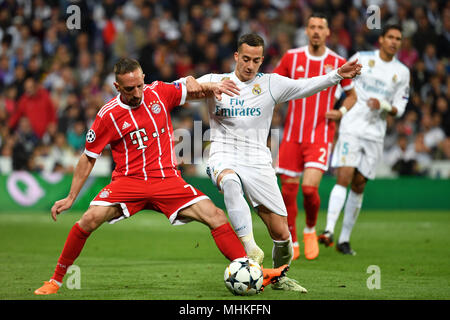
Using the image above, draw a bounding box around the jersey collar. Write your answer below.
[305,46,329,61]
[116,94,144,110]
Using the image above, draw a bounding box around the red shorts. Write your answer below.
[276,140,332,177]
[90,176,209,225]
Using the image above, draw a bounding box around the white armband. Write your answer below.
[339,106,348,116]
[380,100,393,112]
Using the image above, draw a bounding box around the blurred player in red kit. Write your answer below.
[273,13,357,260]
[34,58,287,295]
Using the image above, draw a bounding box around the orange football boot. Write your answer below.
[261,264,289,289]
[34,280,60,295]
[303,231,319,260]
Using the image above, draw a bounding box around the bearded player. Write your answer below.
[273,13,357,260]
[34,58,288,295]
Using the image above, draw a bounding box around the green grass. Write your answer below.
[0,210,449,300]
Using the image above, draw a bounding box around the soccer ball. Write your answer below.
[224,257,263,296]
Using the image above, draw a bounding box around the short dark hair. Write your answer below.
[307,12,329,26]
[381,24,403,37]
[237,33,265,51]
[113,58,142,78]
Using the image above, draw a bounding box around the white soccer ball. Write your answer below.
[224,257,263,296]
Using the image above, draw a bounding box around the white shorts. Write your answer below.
[331,134,383,180]
[207,155,288,217]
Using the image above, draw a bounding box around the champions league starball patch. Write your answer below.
[86,129,96,143]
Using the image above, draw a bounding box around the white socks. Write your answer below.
[221,174,263,259]
[272,237,293,268]
[325,184,348,233]
[221,176,252,239]
[338,190,363,244]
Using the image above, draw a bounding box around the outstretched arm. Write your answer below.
[51,153,96,221]
[272,60,362,104]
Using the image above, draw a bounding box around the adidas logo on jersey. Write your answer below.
[296,65,305,72]
[122,121,131,130]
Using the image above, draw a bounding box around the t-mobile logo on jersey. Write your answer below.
[130,128,149,150]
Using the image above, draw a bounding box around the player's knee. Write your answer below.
[301,185,318,198]
[79,209,106,232]
[351,174,367,193]
[270,220,291,241]
[207,207,228,229]
[220,173,243,196]
[281,181,299,201]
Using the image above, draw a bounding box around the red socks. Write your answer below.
[302,185,320,229]
[211,223,246,261]
[52,223,91,283]
[281,180,300,243]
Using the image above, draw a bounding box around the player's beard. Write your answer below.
[128,97,142,107]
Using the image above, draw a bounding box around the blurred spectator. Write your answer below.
[67,120,86,153]
[384,134,418,176]
[421,112,445,153]
[397,37,419,69]
[423,43,438,73]
[49,132,75,173]
[8,77,57,139]
[435,137,450,160]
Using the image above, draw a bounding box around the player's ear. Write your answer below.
[113,81,120,91]
[234,51,239,62]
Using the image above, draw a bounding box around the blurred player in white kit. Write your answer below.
[318,24,410,255]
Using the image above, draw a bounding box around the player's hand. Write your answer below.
[213,79,240,101]
[337,60,362,79]
[367,98,380,110]
[325,109,342,120]
[51,197,74,221]
[186,76,206,99]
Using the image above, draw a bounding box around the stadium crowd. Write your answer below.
[0,0,448,177]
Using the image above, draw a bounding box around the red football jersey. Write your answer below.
[273,46,353,144]
[84,81,186,180]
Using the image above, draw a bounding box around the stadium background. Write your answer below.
[0,0,449,301]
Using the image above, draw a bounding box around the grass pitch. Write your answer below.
[0,209,449,300]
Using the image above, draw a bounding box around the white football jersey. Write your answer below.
[339,50,410,142]
[193,70,343,165]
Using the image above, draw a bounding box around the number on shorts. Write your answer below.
[342,142,349,155]
[184,184,198,195]
[318,147,327,163]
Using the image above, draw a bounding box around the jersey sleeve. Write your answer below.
[152,81,187,111]
[338,58,354,91]
[269,71,343,104]
[84,114,114,159]
[391,68,410,118]
[272,53,291,77]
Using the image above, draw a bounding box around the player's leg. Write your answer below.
[336,170,366,255]
[320,136,360,247]
[301,168,323,260]
[257,206,307,293]
[34,205,121,295]
[178,198,248,261]
[276,140,303,260]
[323,166,354,237]
[216,169,264,264]
[279,175,300,260]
